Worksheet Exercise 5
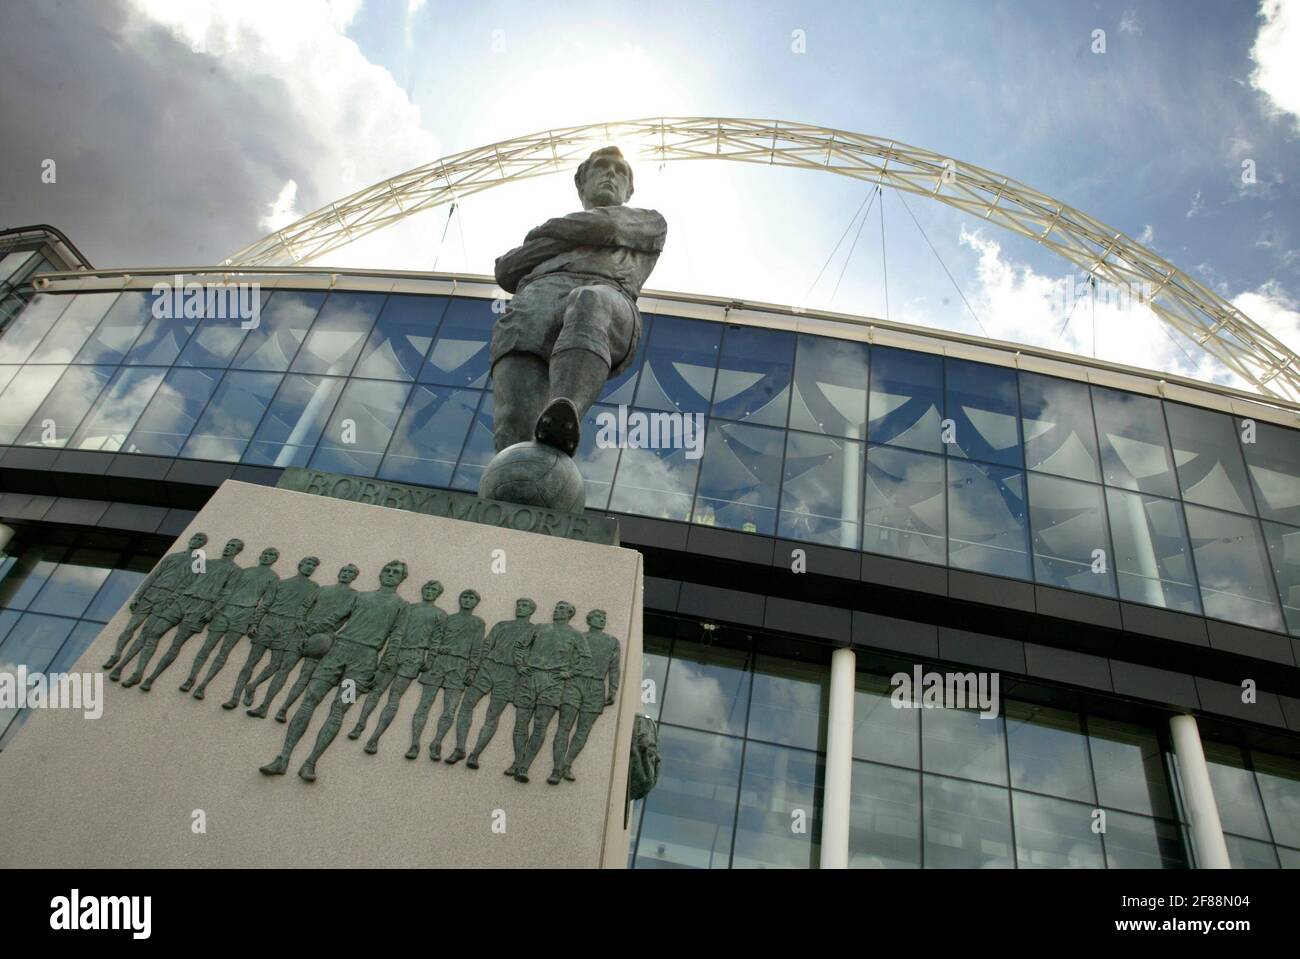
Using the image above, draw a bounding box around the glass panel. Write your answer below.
[1280,846,1300,868]
[868,346,942,454]
[1012,792,1105,868]
[692,420,783,535]
[608,414,702,522]
[1165,402,1256,515]
[600,313,653,405]
[945,358,1021,467]
[0,365,17,395]
[418,298,495,389]
[1263,521,1300,636]
[0,613,77,741]
[789,333,869,439]
[732,741,822,869]
[639,635,671,722]
[853,671,919,768]
[632,316,720,414]
[450,393,495,492]
[1102,810,1186,868]
[1005,702,1094,801]
[862,444,946,563]
[243,374,345,469]
[179,370,281,462]
[921,705,1008,785]
[709,325,793,427]
[83,568,149,623]
[575,403,623,510]
[125,309,198,366]
[849,761,921,868]
[14,364,113,448]
[746,655,826,751]
[0,293,70,364]
[660,641,751,737]
[632,725,741,869]
[353,294,445,381]
[778,432,863,549]
[1224,834,1279,868]
[45,621,105,676]
[0,365,67,445]
[308,379,411,477]
[122,367,222,456]
[1240,420,1300,526]
[1202,742,1271,841]
[1020,372,1100,481]
[1092,386,1179,497]
[1184,505,1285,631]
[1106,489,1202,613]
[1027,472,1117,596]
[0,250,38,284]
[0,545,65,610]
[73,291,150,365]
[922,774,1014,868]
[232,290,324,371]
[948,459,1031,580]
[291,291,385,376]
[28,293,118,363]
[1251,751,1300,850]
[28,561,112,618]
[174,290,265,369]
[378,385,478,486]
[1088,716,1175,819]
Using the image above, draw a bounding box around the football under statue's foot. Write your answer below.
[534,397,581,457]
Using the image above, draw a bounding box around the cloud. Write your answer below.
[1233,280,1300,353]
[1119,11,1142,35]
[259,180,302,234]
[1185,189,1204,219]
[1250,0,1300,128]
[1138,224,1155,245]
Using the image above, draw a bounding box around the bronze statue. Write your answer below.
[553,608,620,783]
[103,532,208,671]
[454,597,536,769]
[259,560,409,781]
[407,589,484,762]
[224,555,320,710]
[508,600,591,783]
[184,546,281,699]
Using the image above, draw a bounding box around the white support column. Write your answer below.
[0,523,14,554]
[1169,713,1232,869]
[821,645,856,868]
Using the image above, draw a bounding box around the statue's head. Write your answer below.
[553,600,576,623]
[337,563,360,584]
[258,546,280,566]
[223,538,245,558]
[379,560,408,588]
[459,589,481,611]
[515,597,537,618]
[575,146,633,210]
[187,532,209,550]
[297,555,320,577]
[422,580,443,602]
[587,608,607,630]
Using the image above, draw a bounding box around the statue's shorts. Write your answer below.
[208,604,257,636]
[515,669,566,710]
[136,584,175,615]
[563,676,607,714]
[489,273,641,376]
[468,659,517,699]
[418,653,470,690]
[313,639,379,689]
[154,595,212,634]
[255,613,299,650]
[380,647,426,680]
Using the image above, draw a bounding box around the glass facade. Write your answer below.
[1,286,1298,638]
[1200,742,1300,868]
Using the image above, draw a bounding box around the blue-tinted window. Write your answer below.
[692,420,783,535]
[243,373,346,468]
[922,706,1008,785]
[779,432,863,549]
[608,417,703,522]
[83,568,148,623]
[747,655,827,751]
[1239,419,1300,527]
[73,291,151,365]
[575,403,624,509]
[0,366,69,445]
[1092,386,1179,497]
[353,294,446,381]
[122,367,222,456]
[28,293,118,363]
[125,309,197,366]
[1165,402,1256,515]
[789,333,870,439]
[633,316,721,415]
[709,325,794,427]
[947,460,1030,579]
[1020,372,1100,481]
[862,444,946,564]
[1027,472,1117,596]
[27,558,113,618]
[309,379,411,477]
[1263,521,1300,637]
[1106,489,1201,613]
[849,761,921,869]
[1005,702,1094,801]
[418,298,495,389]
[1088,717,1176,820]
[1012,792,1104,868]
[0,293,69,364]
[174,291,265,369]
[1184,505,1284,632]
[923,774,1014,868]
[868,346,942,454]
[291,291,385,376]
[732,741,823,869]
[945,358,1022,467]
[600,313,653,405]
[15,364,114,448]
[450,392,495,492]
[0,613,77,740]
[180,370,282,462]
[378,385,479,486]
[232,290,324,372]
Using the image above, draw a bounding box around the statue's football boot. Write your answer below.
[534,397,581,457]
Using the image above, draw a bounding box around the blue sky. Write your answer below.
[3,0,1297,388]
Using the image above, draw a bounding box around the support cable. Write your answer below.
[893,187,989,338]
[430,202,457,273]
[804,189,874,303]
[880,187,890,321]
[831,186,879,306]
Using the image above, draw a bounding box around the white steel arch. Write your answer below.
[223,117,1299,401]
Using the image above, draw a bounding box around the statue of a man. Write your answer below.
[490,146,667,456]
